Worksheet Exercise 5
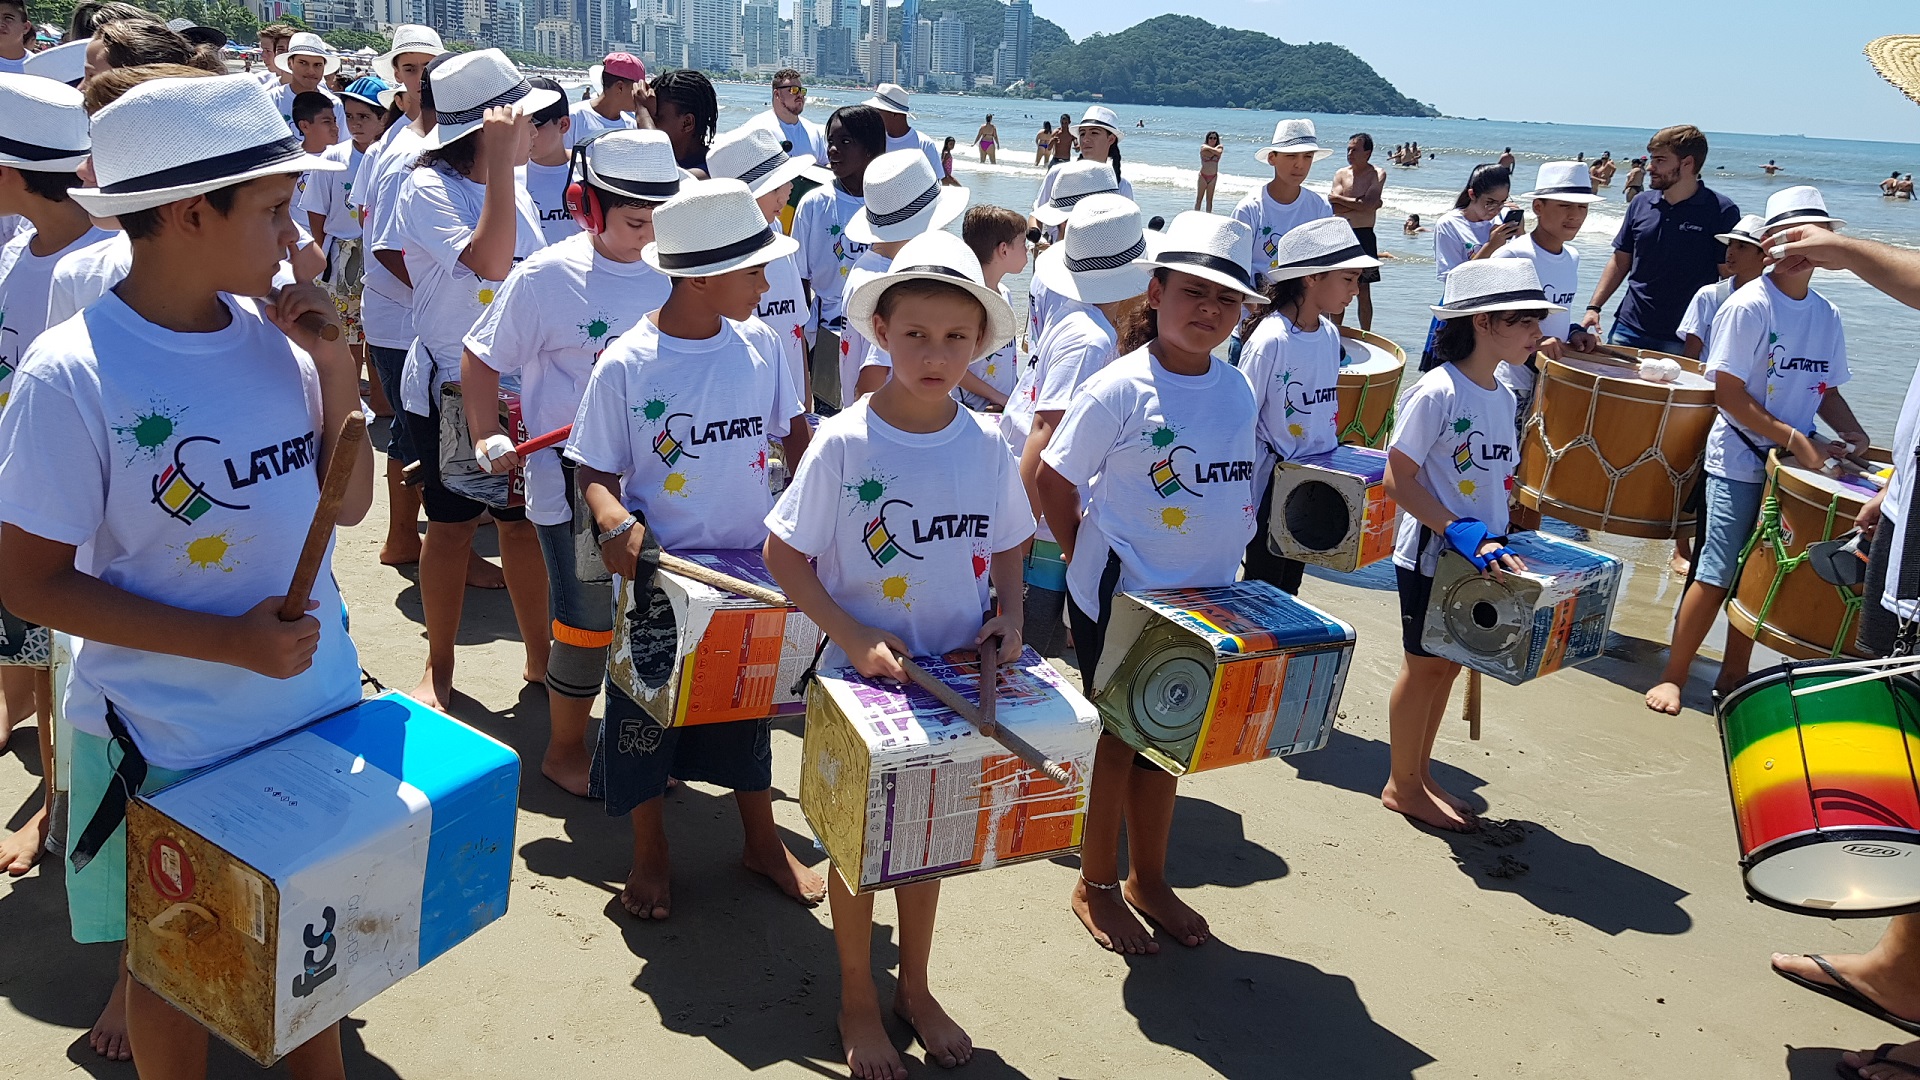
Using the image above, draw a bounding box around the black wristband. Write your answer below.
[1585,304,1603,312]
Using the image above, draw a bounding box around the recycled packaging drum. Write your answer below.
[1720,663,1920,916]
[1514,349,1717,539]
[1727,450,1885,660]
[1334,328,1405,449]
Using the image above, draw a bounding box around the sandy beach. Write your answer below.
[0,459,1901,1079]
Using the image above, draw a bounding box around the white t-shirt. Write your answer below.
[0,225,112,405]
[1230,184,1335,287]
[524,160,582,243]
[1034,307,1120,415]
[767,398,1033,668]
[1041,348,1259,615]
[1491,234,1579,342]
[361,123,427,349]
[1702,274,1849,484]
[46,232,299,330]
[270,83,349,144]
[748,109,828,164]
[838,248,893,407]
[464,233,670,527]
[0,291,361,769]
[296,140,366,245]
[1679,277,1736,350]
[959,283,1019,412]
[395,162,546,414]
[791,183,869,332]
[1432,210,1496,282]
[566,315,800,549]
[1238,311,1343,496]
[0,55,24,75]
[1031,161,1134,214]
[755,248,812,404]
[887,128,944,181]
[1880,360,1920,622]
[565,99,634,149]
[1389,363,1519,575]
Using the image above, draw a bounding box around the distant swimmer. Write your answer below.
[1884,170,1902,195]
[1498,147,1515,168]
[1900,174,1916,199]
[1196,131,1222,212]
[1590,151,1616,186]
[1761,159,1782,175]
[1622,157,1646,200]
[1404,213,1428,235]
[1034,120,1051,166]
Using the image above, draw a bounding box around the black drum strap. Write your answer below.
[1899,448,1920,605]
[68,699,146,872]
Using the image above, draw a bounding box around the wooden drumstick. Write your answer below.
[280,411,367,622]
[266,288,341,342]
[896,655,1073,786]
[658,552,788,606]
[1464,669,1483,741]
[977,632,1000,736]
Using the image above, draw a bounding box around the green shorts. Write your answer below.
[66,726,197,944]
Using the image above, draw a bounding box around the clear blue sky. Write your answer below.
[1025,0,1920,144]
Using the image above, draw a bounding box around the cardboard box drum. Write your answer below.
[126,692,519,1065]
[800,647,1098,894]
[1421,530,1624,684]
[1265,445,1399,573]
[1092,582,1355,775]
[610,548,822,726]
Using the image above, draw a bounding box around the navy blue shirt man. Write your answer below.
[1581,124,1740,352]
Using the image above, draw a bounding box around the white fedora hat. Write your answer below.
[375,24,445,85]
[579,128,682,202]
[862,82,913,117]
[1430,259,1565,319]
[844,230,1017,363]
[706,124,818,199]
[1077,105,1122,139]
[1260,216,1379,286]
[1033,159,1120,226]
[1519,160,1605,203]
[642,178,800,277]
[1715,213,1769,248]
[0,73,90,172]
[1256,118,1332,164]
[1033,193,1157,304]
[1141,211,1264,303]
[273,32,342,77]
[844,149,968,244]
[420,50,561,151]
[1763,185,1845,233]
[23,39,87,87]
[70,74,345,217]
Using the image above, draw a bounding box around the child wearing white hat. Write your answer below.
[0,72,371,1077]
[1489,160,1604,416]
[1645,185,1867,718]
[1231,119,1335,289]
[864,81,943,179]
[764,228,1025,1079]
[460,128,680,798]
[566,177,815,920]
[790,104,887,411]
[1025,158,1122,347]
[839,148,969,403]
[1677,213,1768,360]
[1034,212,1265,956]
[1031,106,1134,220]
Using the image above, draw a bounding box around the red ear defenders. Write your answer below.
[564,132,607,235]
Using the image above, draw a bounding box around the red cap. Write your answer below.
[602,52,646,82]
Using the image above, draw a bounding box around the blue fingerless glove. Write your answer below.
[1444,518,1495,570]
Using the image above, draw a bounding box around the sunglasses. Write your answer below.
[774,85,805,96]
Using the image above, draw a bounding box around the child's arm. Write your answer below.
[780,414,811,471]
[461,108,528,281]
[1034,461,1081,563]
[1019,409,1063,526]
[981,547,1025,657]
[1712,372,1826,470]
[1816,390,1869,458]
[268,284,374,525]
[1384,449,1521,573]
[306,210,328,251]
[763,533,909,682]
[578,465,645,580]
[958,370,1008,409]
[461,349,517,472]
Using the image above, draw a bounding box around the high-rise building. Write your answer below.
[742,0,780,70]
[911,17,931,81]
[816,24,853,76]
[897,0,918,87]
[930,11,968,75]
[1001,0,1031,81]
[788,0,817,62]
[487,0,527,48]
[685,0,741,70]
[531,14,577,56]
[831,0,860,35]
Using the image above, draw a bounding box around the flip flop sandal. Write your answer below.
[1836,1042,1920,1079]
[1777,954,1920,1036]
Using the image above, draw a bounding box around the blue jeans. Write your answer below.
[1606,323,1685,355]
[535,521,613,636]
[1695,475,1766,590]
[368,344,415,462]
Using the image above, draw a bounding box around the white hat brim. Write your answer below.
[275,51,342,76]
[1079,122,1121,141]
[799,165,836,187]
[861,96,913,118]
[1257,145,1334,164]
[0,150,90,172]
[733,153,815,199]
[375,44,444,85]
[1034,192,1116,227]
[1141,251,1268,304]
[844,266,1016,364]
[1429,297,1569,320]
[419,85,564,151]
[843,185,969,245]
[641,229,799,278]
[377,86,404,110]
[1518,189,1605,204]
[71,150,346,217]
[1261,252,1382,286]
[1764,214,1845,234]
[1032,242,1156,305]
[1714,231,1765,247]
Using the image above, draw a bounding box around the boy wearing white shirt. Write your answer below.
[1490,160,1603,417]
[1646,187,1869,717]
[705,123,820,405]
[843,150,971,403]
[865,82,943,180]
[522,78,580,242]
[790,105,885,411]
[958,204,1029,411]
[567,179,816,920]
[1678,214,1767,360]
[1231,119,1335,289]
[566,52,642,150]
[461,130,678,797]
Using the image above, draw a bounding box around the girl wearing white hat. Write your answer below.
[765,228,1024,1078]
[1421,163,1520,369]
[1031,105,1133,220]
[1645,185,1866,719]
[390,48,557,712]
[840,148,970,403]
[1236,215,1380,593]
[1488,161,1604,422]
[1034,212,1266,955]
[790,104,887,411]
[1383,258,1546,832]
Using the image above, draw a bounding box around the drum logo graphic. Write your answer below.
[152,436,248,525]
[649,411,699,469]
[862,499,922,567]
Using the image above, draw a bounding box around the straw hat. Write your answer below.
[580,129,681,201]
[419,50,561,151]
[1032,193,1156,304]
[843,231,1016,363]
[24,40,87,87]
[642,178,800,277]
[1762,185,1845,234]
[1077,105,1122,140]
[843,149,968,244]
[376,25,446,85]
[0,73,90,172]
[1714,213,1768,248]
[706,124,821,198]
[69,74,345,217]
[1518,161,1605,204]
[1866,36,1920,106]
[862,82,913,117]
[1256,119,1332,164]
[1032,159,1120,226]
[1260,216,1380,286]
[338,75,392,112]
[1430,260,1564,319]
[274,32,341,77]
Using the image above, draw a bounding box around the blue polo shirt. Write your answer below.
[1611,183,1741,341]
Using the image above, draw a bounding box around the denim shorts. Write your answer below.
[368,344,414,462]
[591,682,773,816]
[66,727,198,944]
[1695,474,1766,590]
[1606,323,1686,356]
[535,521,613,636]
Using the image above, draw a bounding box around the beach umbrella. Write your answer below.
[1866,35,1920,105]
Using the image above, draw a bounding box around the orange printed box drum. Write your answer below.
[800,648,1099,894]
[1091,582,1355,776]
[610,549,822,727]
[1265,445,1398,574]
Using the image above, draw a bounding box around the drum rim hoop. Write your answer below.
[1742,826,1920,919]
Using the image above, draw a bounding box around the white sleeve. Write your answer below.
[1387,379,1448,468]
[1230,194,1260,279]
[0,365,107,546]
[563,358,634,479]
[765,428,845,557]
[396,173,474,275]
[1040,392,1123,487]
[1236,324,1279,453]
[462,261,541,374]
[369,158,415,255]
[296,169,333,220]
[1701,296,1766,383]
[1035,331,1103,412]
[1677,287,1714,341]
[790,193,819,283]
[750,322,800,436]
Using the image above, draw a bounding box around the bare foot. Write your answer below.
[1644,680,1683,715]
[0,806,48,875]
[620,847,671,920]
[467,551,505,590]
[1668,554,1691,576]
[1841,1040,1920,1080]
[894,987,973,1069]
[412,671,453,714]
[1382,780,1476,833]
[379,539,421,566]
[839,998,908,1080]
[1773,952,1920,1024]
[540,751,593,798]
[743,842,826,906]
[1123,878,1210,948]
[89,968,131,1061]
[1071,876,1157,955]
[1423,771,1474,816]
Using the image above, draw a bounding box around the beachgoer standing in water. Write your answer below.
[1330,132,1387,330]
[1049,113,1075,165]
[1034,120,1051,166]
[1761,159,1782,175]
[1622,157,1646,200]
[975,114,997,163]
[1196,131,1222,212]
[1885,170,1902,195]
[1498,147,1515,169]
